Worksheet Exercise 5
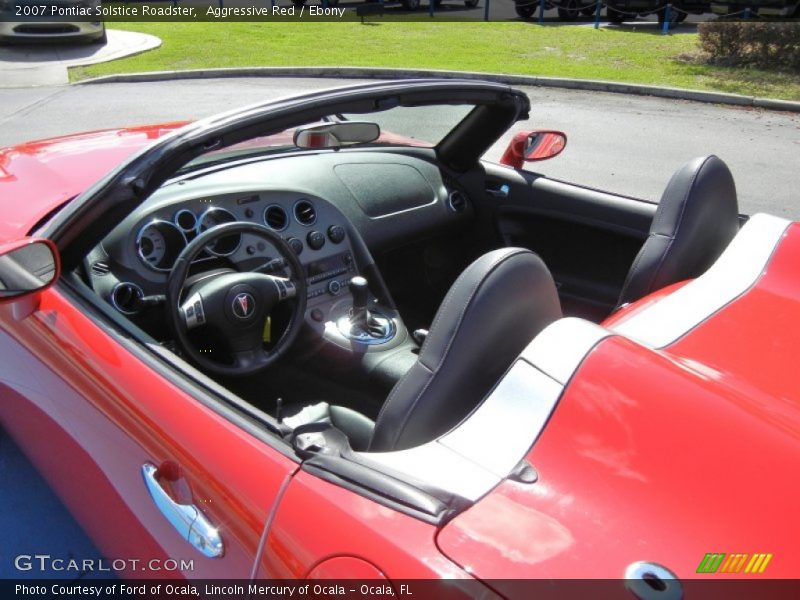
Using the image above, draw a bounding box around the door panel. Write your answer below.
[470,164,657,321]
[257,470,470,579]
[0,286,297,578]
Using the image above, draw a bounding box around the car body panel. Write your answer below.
[0,284,297,578]
[0,0,105,43]
[437,223,800,581]
[0,20,105,43]
[0,124,187,242]
[257,469,470,579]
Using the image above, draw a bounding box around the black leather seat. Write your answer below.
[618,155,740,307]
[284,248,562,452]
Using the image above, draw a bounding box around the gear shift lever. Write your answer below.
[349,275,369,329]
[342,275,393,341]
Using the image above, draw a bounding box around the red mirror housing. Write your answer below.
[500,130,567,169]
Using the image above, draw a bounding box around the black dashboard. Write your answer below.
[85,148,473,338]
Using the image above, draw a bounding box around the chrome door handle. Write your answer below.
[141,463,224,558]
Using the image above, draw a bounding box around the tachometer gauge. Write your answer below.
[196,207,241,256]
[136,220,187,272]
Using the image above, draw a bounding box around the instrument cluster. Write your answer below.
[135,206,243,272]
[121,190,356,308]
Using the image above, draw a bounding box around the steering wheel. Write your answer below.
[166,222,307,376]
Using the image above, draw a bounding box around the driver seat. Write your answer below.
[284,248,562,452]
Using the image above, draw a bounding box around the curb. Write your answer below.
[76,66,800,112]
[67,31,162,69]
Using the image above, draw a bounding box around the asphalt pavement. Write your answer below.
[1,76,797,217]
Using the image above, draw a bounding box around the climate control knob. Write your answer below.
[328,225,346,244]
[328,280,342,296]
[307,230,325,251]
[287,237,303,255]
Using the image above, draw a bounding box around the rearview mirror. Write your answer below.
[500,130,567,169]
[294,122,381,149]
[0,239,60,301]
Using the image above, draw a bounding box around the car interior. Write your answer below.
[64,85,742,462]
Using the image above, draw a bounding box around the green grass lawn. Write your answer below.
[71,22,800,100]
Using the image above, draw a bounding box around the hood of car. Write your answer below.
[437,222,800,584]
[0,120,429,246]
[0,123,187,243]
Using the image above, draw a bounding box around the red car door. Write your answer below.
[0,282,297,579]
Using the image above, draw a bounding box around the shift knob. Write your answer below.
[350,276,369,328]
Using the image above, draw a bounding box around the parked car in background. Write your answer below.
[401,0,481,10]
[605,0,710,24]
[711,0,800,16]
[0,0,106,44]
[516,0,600,19]
[290,0,480,11]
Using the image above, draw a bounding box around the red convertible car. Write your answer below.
[0,80,797,594]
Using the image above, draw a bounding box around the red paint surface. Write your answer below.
[0,286,296,578]
[0,124,187,242]
[438,225,800,581]
[258,470,469,580]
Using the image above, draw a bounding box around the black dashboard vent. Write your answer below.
[264,205,288,231]
[91,261,110,276]
[448,190,468,213]
[294,200,316,226]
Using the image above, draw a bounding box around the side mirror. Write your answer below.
[294,121,381,149]
[499,130,567,169]
[0,238,60,302]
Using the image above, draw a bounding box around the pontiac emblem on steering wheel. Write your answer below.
[232,292,255,319]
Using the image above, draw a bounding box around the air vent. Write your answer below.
[111,282,144,315]
[264,205,288,231]
[448,190,468,213]
[294,199,317,226]
[91,261,110,276]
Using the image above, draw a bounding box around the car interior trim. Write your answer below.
[612,213,792,348]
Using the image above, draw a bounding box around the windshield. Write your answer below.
[179,103,475,173]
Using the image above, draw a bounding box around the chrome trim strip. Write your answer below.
[438,361,562,478]
[196,207,242,257]
[520,317,612,385]
[360,361,559,502]
[263,204,289,232]
[135,219,188,273]
[446,190,467,213]
[612,213,792,348]
[293,199,317,226]
[110,282,144,315]
[358,318,611,501]
[173,209,197,233]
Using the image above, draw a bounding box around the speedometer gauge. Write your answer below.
[196,207,242,256]
[136,220,187,272]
